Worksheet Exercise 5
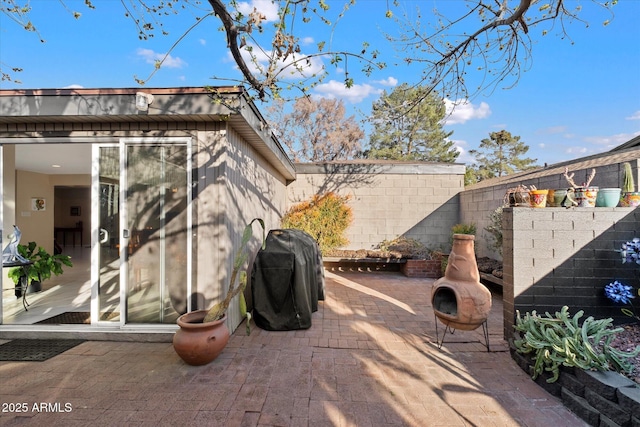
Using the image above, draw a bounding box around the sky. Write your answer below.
[1,0,639,167]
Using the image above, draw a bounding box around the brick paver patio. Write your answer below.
[0,271,587,426]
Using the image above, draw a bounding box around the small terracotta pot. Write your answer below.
[173,310,230,366]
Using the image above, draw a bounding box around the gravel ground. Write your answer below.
[610,323,640,384]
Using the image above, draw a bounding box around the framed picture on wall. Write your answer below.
[32,198,46,211]
[70,206,81,216]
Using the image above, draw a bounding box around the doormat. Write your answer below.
[0,339,85,362]
[35,311,118,324]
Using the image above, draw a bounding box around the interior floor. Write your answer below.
[2,246,91,324]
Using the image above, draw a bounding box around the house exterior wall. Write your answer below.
[193,125,288,329]
[288,163,465,252]
[0,119,289,333]
[502,207,640,342]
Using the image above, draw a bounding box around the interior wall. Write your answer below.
[15,170,55,254]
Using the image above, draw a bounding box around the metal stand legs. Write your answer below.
[434,314,490,352]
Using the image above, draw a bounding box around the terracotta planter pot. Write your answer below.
[173,310,230,366]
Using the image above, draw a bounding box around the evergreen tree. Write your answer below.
[469,130,538,180]
[364,84,458,162]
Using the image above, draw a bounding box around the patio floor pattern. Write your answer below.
[0,270,587,426]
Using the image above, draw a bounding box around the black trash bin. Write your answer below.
[251,229,325,331]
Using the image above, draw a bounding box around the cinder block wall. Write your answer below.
[462,155,640,261]
[502,207,640,341]
[288,162,465,252]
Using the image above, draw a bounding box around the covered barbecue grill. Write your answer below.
[251,229,325,331]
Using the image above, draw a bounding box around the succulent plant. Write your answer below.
[623,162,635,193]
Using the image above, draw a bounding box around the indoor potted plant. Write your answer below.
[8,241,73,297]
[621,162,640,207]
[172,218,266,366]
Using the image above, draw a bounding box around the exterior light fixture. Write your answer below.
[135,92,154,112]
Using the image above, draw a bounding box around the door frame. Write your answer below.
[91,137,193,327]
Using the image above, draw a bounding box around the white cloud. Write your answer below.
[374,77,398,87]
[301,36,315,45]
[63,84,84,89]
[450,139,475,165]
[226,44,325,81]
[443,99,491,125]
[313,80,381,104]
[237,0,279,21]
[565,146,589,155]
[626,110,640,120]
[584,131,640,148]
[136,48,187,69]
[199,38,206,46]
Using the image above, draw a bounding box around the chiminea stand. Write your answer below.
[434,316,490,352]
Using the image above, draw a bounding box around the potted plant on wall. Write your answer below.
[563,167,598,207]
[8,241,73,297]
[172,218,266,366]
[621,162,640,207]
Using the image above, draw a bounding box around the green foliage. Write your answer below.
[484,207,503,256]
[8,242,73,285]
[451,223,477,236]
[364,83,458,162]
[469,130,538,181]
[464,167,479,186]
[514,306,640,383]
[622,162,635,193]
[203,218,266,325]
[281,192,353,254]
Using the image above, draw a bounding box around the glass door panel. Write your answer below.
[96,146,121,322]
[124,144,188,324]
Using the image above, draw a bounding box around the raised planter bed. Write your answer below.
[511,348,640,426]
[322,256,441,278]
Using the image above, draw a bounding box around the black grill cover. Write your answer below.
[251,229,325,331]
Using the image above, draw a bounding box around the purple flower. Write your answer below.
[621,237,640,265]
[605,281,635,304]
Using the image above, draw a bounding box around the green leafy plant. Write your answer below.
[203,218,266,330]
[281,192,353,254]
[513,306,640,383]
[451,223,477,236]
[7,242,73,286]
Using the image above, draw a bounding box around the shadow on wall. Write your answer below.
[290,162,384,203]
[401,194,461,253]
[504,208,640,342]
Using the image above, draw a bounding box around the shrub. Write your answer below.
[281,192,353,253]
[378,236,432,259]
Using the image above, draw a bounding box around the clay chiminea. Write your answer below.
[431,234,492,331]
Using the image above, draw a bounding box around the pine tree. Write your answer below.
[469,130,538,180]
[364,84,457,162]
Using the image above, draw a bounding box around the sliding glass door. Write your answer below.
[92,138,191,325]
